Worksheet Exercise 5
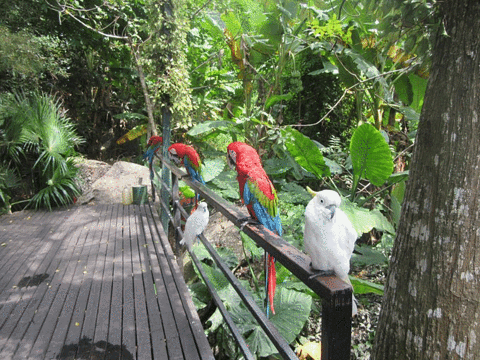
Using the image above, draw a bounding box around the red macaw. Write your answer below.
[168,143,205,185]
[143,136,163,180]
[168,143,205,211]
[227,142,282,316]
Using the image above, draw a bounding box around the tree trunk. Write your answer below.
[373,2,480,359]
[131,47,157,138]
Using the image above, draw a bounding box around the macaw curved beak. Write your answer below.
[326,204,336,219]
[227,151,236,170]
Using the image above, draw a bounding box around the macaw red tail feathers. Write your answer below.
[267,253,276,316]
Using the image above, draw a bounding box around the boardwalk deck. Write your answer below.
[0,204,213,360]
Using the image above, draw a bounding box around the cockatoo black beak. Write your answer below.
[326,204,336,220]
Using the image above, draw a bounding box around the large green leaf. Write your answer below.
[350,123,393,187]
[352,245,389,267]
[278,182,311,204]
[230,287,312,358]
[282,127,330,179]
[263,158,292,176]
[265,93,293,110]
[394,74,414,106]
[201,158,225,182]
[341,197,395,235]
[211,170,240,200]
[240,232,263,260]
[350,277,384,295]
[186,120,232,136]
[391,179,407,227]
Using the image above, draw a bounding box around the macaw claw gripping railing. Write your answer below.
[151,152,352,360]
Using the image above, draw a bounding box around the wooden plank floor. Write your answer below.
[0,204,214,360]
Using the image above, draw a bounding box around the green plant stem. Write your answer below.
[240,234,259,292]
[356,180,400,207]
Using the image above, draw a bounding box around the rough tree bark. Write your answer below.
[373,1,480,359]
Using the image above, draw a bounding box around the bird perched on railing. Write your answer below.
[168,143,205,211]
[227,142,281,317]
[143,136,163,180]
[303,188,358,315]
[180,202,209,250]
[168,143,205,185]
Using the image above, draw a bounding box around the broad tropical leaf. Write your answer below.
[230,287,312,358]
[116,124,147,144]
[350,123,393,187]
[282,127,330,179]
[201,158,225,182]
[350,276,385,295]
[212,170,240,200]
[263,158,292,176]
[186,120,232,136]
[341,197,395,235]
[265,93,293,110]
[278,182,311,204]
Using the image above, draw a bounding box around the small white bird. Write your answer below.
[303,189,358,315]
[180,202,209,250]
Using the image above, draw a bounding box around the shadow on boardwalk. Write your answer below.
[0,204,213,360]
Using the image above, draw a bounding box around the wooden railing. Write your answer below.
[150,152,352,360]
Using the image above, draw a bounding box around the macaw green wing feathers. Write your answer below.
[246,177,278,218]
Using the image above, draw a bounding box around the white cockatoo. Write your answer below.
[303,189,358,315]
[180,202,209,250]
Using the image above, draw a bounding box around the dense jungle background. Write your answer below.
[0,0,439,358]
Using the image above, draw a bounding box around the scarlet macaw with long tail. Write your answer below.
[143,136,163,180]
[227,142,282,317]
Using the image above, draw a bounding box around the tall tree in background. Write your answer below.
[373,1,480,358]
[51,0,192,137]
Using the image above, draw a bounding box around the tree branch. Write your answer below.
[290,68,410,128]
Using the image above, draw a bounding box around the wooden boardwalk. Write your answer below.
[0,204,214,360]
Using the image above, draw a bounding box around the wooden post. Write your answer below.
[321,290,352,360]
[160,107,171,235]
[171,172,182,256]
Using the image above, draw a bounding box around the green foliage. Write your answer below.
[0,23,69,91]
[201,157,225,183]
[238,232,262,261]
[278,182,311,204]
[29,158,81,210]
[186,121,233,136]
[0,92,83,210]
[350,277,384,296]
[210,170,240,200]
[352,245,389,267]
[281,127,331,179]
[189,241,311,358]
[341,197,395,236]
[230,287,312,357]
[350,123,394,199]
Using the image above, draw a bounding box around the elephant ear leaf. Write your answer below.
[350,123,393,187]
[282,127,330,179]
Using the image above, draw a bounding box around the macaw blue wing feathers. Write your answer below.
[185,156,206,185]
[244,183,282,236]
